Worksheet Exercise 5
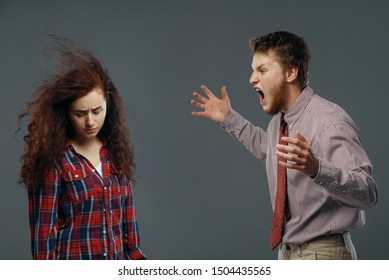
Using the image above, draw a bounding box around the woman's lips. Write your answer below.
[85,128,98,134]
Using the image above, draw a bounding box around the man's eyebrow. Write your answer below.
[256,63,266,69]
[252,63,265,70]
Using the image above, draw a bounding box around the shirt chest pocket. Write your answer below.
[63,169,95,203]
[108,172,130,208]
[110,171,129,196]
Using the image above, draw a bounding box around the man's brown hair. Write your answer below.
[250,31,311,88]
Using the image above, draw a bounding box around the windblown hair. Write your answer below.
[249,31,311,88]
[17,39,135,189]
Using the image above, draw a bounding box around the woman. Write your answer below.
[17,40,146,260]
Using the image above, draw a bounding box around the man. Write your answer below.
[191,31,377,260]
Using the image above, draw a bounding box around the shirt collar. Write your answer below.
[283,86,315,128]
[65,138,108,147]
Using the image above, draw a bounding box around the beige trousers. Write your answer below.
[278,232,357,260]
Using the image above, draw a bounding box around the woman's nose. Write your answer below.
[85,113,94,127]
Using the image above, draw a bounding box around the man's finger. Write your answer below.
[277,144,301,155]
[191,100,205,110]
[221,86,228,100]
[281,136,300,146]
[193,92,208,103]
[191,111,207,117]
[276,150,297,161]
[281,136,310,150]
[201,85,215,98]
[295,131,308,142]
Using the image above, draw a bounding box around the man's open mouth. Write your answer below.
[254,87,264,104]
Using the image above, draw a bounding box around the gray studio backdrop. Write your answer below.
[1,0,388,260]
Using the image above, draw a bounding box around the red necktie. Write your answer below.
[270,114,288,250]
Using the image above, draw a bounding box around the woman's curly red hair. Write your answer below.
[17,40,136,189]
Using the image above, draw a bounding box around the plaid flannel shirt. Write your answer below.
[28,143,146,260]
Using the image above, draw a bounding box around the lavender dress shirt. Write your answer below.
[219,86,378,244]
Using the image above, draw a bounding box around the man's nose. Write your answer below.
[249,72,258,85]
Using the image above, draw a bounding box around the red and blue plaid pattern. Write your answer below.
[28,144,146,260]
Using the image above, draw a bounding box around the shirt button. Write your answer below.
[92,169,96,172]
[75,174,79,178]
[104,187,107,190]
[103,230,106,234]
[103,252,107,257]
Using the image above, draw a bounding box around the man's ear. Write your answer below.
[285,66,298,83]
